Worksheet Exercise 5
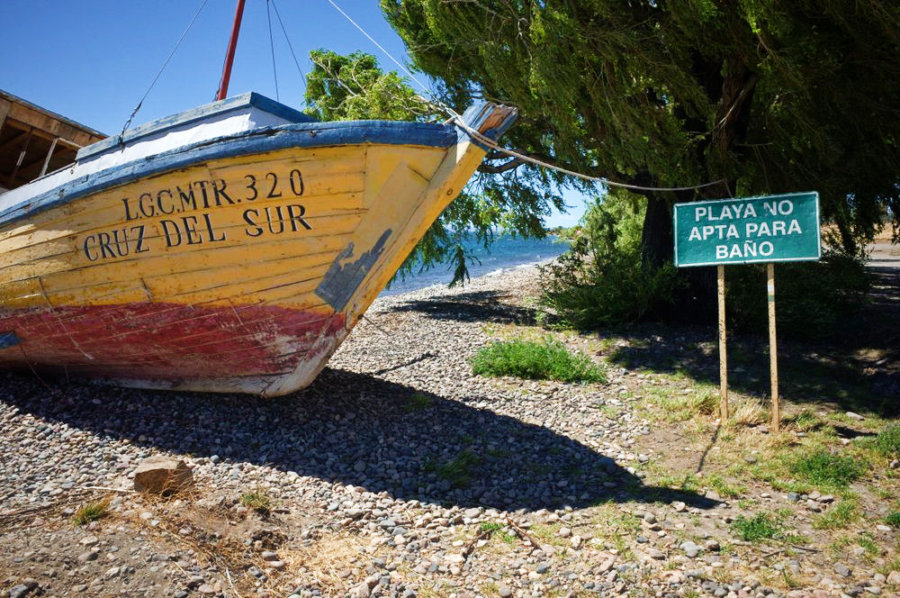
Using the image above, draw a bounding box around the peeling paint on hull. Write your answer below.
[0,95,516,395]
[0,302,346,382]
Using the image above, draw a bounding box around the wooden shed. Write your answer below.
[0,90,105,193]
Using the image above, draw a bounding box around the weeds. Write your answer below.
[240,489,273,516]
[731,513,782,542]
[873,425,900,458]
[471,338,606,383]
[884,511,900,528]
[812,500,858,529]
[790,450,866,489]
[405,392,432,412]
[437,449,482,488]
[73,499,110,526]
[479,521,516,544]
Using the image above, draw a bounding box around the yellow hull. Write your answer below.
[0,96,515,395]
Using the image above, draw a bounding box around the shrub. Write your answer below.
[725,248,869,340]
[790,450,866,488]
[471,338,606,382]
[541,192,681,328]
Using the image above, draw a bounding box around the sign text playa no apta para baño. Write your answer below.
[674,192,821,267]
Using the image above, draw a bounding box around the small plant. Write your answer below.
[470,338,606,383]
[707,474,745,499]
[731,513,782,542]
[884,511,900,528]
[792,409,823,432]
[812,500,858,530]
[873,425,900,458]
[790,450,866,488]
[240,489,273,516]
[437,449,482,488]
[405,392,432,412]
[73,499,110,526]
[479,521,515,543]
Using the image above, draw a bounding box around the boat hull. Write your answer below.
[0,128,494,395]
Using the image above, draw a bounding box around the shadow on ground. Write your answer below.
[387,290,560,327]
[3,368,717,512]
[604,259,900,419]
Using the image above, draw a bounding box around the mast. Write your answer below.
[216,0,247,101]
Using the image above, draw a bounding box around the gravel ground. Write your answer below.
[0,263,897,598]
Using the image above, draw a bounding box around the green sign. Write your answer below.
[674,192,820,267]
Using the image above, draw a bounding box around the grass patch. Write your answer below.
[789,450,866,489]
[471,338,605,383]
[884,511,900,528]
[73,499,110,526]
[437,449,482,488]
[707,474,745,499]
[479,521,516,544]
[812,500,858,529]
[873,425,900,458]
[404,392,432,412]
[240,489,273,516]
[731,513,782,542]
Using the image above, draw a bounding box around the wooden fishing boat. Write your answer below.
[0,91,515,395]
[0,0,516,395]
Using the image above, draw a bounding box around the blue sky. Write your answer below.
[0,0,587,226]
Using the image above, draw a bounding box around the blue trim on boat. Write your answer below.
[77,92,317,161]
[0,120,461,227]
[0,331,21,349]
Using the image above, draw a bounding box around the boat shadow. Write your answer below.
[3,368,718,512]
[385,290,556,326]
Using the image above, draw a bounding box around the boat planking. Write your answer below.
[0,93,515,395]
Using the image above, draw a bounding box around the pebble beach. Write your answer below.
[1,262,897,598]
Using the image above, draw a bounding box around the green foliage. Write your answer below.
[405,392,432,412]
[813,500,859,530]
[73,499,109,526]
[541,192,681,328]
[384,0,900,302]
[790,450,866,489]
[731,513,782,542]
[884,512,900,528]
[303,49,564,286]
[479,521,516,543]
[437,449,481,488]
[725,248,869,340]
[305,50,433,122]
[873,426,900,458]
[470,338,606,382]
[240,489,273,516]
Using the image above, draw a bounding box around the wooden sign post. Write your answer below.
[718,265,728,420]
[673,192,821,429]
[767,263,779,431]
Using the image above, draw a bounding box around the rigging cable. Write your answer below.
[120,0,210,138]
[266,0,280,101]
[269,0,307,92]
[323,0,725,194]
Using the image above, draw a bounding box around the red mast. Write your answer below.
[216,0,247,101]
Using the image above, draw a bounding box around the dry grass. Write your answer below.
[731,400,767,426]
[72,498,110,526]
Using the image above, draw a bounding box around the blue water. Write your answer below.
[381,234,571,296]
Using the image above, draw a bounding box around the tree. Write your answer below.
[304,49,566,284]
[382,0,900,312]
